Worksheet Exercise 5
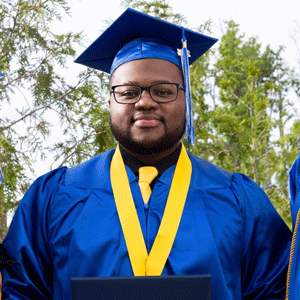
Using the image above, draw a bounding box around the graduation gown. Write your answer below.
[287,152,300,299]
[2,149,291,299]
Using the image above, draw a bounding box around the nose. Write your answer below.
[135,89,158,109]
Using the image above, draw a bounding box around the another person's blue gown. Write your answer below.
[287,152,300,299]
[2,149,291,299]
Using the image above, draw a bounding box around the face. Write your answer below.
[109,58,185,155]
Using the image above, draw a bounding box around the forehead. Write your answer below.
[110,58,183,86]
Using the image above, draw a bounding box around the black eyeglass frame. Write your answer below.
[110,83,185,104]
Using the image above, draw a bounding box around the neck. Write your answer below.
[119,141,181,165]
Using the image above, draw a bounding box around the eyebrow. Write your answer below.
[122,80,174,86]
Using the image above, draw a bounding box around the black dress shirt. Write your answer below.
[119,143,182,188]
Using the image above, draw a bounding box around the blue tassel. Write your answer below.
[180,28,195,146]
[0,167,4,184]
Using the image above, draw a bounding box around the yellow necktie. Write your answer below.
[138,166,158,204]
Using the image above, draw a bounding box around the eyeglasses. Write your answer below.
[110,83,184,104]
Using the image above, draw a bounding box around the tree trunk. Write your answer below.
[0,201,8,242]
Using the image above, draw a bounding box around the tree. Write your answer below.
[209,21,298,227]
[0,0,114,239]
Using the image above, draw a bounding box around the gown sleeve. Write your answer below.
[289,152,300,228]
[231,173,292,300]
[1,167,66,299]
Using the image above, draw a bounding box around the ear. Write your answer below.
[108,97,111,108]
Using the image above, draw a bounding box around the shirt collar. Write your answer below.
[119,143,182,176]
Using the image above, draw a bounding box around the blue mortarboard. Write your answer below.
[75,8,217,145]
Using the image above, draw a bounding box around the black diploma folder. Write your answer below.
[71,275,211,300]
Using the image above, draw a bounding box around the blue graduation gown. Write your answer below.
[2,149,291,299]
[287,152,300,299]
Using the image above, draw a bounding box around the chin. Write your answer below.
[110,120,184,155]
[120,134,183,155]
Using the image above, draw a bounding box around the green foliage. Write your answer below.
[205,21,298,228]
[0,132,28,209]
[51,70,116,167]
[0,0,115,234]
[184,20,298,229]
[0,0,76,202]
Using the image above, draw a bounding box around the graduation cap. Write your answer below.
[75,8,218,145]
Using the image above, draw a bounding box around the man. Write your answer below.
[286,152,300,299]
[1,8,292,299]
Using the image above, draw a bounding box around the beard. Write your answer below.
[110,117,185,155]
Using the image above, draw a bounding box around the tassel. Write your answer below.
[180,27,195,146]
[0,167,4,184]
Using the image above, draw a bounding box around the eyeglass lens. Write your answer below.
[113,83,179,103]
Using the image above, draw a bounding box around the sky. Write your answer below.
[58,0,300,70]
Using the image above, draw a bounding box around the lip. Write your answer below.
[135,119,160,127]
[133,115,162,127]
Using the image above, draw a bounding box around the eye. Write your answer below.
[157,89,172,96]
[152,85,176,98]
[121,90,139,99]
[114,86,140,99]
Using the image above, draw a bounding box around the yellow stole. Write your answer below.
[110,144,192,276]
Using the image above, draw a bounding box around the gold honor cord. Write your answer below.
[286,209,300,300]
[110,144,192,276]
